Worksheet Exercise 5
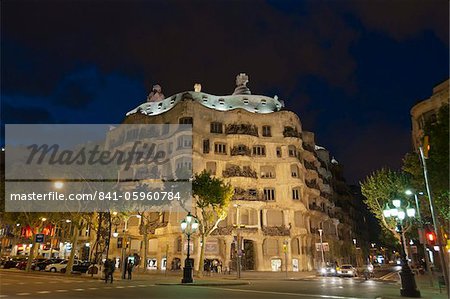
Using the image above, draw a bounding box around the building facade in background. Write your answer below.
[410,79,449,150]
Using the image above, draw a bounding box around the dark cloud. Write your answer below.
[1,102,53,124]
[347,0,448,45]
[1,0,447,183]
[328,121,412,183]
[1,0,359,99]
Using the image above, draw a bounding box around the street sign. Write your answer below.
[315,242,329,252]
[35,234,44,243]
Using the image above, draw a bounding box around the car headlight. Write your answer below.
[330,269,336,273]
[321,268,326,273]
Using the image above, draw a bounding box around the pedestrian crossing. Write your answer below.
[0,283,155,297]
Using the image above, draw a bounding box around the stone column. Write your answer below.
[255,240,265,271]
[285,239,292,272]
[224,237,233,272]
[262,209,267,227]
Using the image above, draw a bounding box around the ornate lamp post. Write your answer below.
[181,212,199,283]
[318,228,325,269]
[383,199,421,298]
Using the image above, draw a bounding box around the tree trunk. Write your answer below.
[25,234,38,272]
[197,233,206,278]
[66,223,79,276]
[143,230,148,273]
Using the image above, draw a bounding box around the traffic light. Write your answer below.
[426,231,436,246]
[422,136,430,158]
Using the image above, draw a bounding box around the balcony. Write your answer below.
[306,179,319,189]
[304,160,317,171]
[232,187,264,201]
[262,226,290,236]
[223,165,257,178]
[230,145,251,156]
[283,126,301,138]
[309,204,324,212]
[225,123,258,137]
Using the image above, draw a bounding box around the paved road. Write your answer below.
[0,270,445,299]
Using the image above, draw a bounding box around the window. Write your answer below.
[292,188,300,200]
[210,122,223,133]
[177,135,192,148]
[288,145,297,157]
[291,164,299,177]
[262,125,271,137]
[179,117,193,125]
[276,147,282,158]
[176,159,192,170]
[206,162,216,175]
[260,166,275,178]
[249,189,257,197]
[253,145,266,156]
[168,142,173,154]
[263,188,275,201]
[203,139,210,153]
[214,143,227,154]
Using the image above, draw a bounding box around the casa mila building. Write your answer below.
[116,74,365,272]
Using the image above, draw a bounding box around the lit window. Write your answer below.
[214,143,227,154]
[179,117,193,125]
[288,145,297,157]
[252,145,266,156]
[263,188,275,201]
[291,165,299,177]
[203,139,210,154]
[276,147,282,158]
[260,166,275,178]
[210,122,223,133]
[262,126,271,137]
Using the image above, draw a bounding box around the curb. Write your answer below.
[156,282,250,286]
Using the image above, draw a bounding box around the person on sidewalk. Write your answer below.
[127,261,134,280]
[104,259,114,284]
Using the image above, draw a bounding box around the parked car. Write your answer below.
[45,260,69,272]
[62,261,92,274]
[32,258,63,271]
[3,257,27,269]
[337,264,358,277]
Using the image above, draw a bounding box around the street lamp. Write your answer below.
[318,228,325,269]
[180,212,199,283]
[383,199,421,298]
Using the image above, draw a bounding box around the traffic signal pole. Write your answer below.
[419,146,448,294]
[413,193,433,287]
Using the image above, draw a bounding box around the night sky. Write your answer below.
[1,0,448,183]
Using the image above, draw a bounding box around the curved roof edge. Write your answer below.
[126,91,285,117]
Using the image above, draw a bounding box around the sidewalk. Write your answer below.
[377,270,448,299]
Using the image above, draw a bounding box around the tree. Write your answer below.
[192,170,233,276]
[360,168,414,242]
[403,104,449,224]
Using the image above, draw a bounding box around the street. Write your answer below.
[0,269,446,299]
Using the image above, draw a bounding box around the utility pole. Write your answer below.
[419,146,448,294]
[236,204,242,279]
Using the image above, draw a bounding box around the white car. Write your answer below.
[337,264,358,277]
[45,260,70,272]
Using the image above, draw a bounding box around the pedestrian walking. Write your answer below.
[127,261,134,280]
[104,259,114,283]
